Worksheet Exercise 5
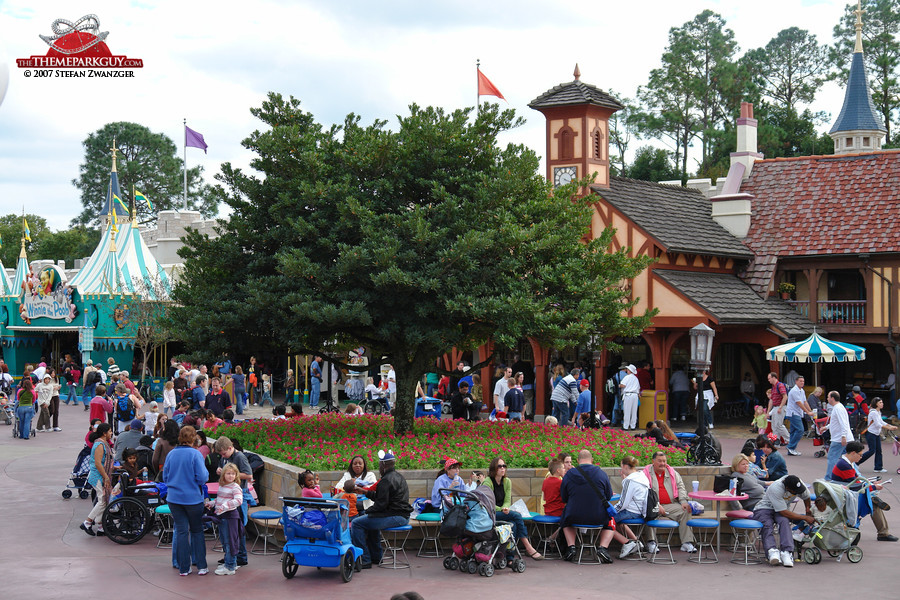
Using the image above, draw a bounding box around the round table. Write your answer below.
[688,490,748,552]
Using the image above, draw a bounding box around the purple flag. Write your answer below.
[185,125,208,154]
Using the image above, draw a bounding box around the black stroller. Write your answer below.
[62,445,94,499]
[440,486,526,577]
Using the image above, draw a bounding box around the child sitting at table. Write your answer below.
[335,479,359,519]
[299,470,322,498]
[542,459,565,517]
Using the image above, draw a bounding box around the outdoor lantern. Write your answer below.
[689,323,715,371]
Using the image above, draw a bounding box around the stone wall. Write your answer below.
[255,453,731,513]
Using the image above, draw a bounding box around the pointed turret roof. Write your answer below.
[97,139,130,220]
[12,239,29,295]
[528,65,623,111]
[830,1,885,135]
[0,258,12,295]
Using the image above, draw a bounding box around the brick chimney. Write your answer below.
[730,102,763,179]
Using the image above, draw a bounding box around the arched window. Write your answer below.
[592,126,605,160]
[558,125,575,160]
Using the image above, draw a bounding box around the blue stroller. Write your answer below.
[280,497,364,582]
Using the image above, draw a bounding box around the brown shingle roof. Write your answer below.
[593,178,754,259]
[654,269,813,338]
[528,80,624,111]
[741,151,900,256]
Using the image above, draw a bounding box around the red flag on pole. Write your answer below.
[477,68,505,100]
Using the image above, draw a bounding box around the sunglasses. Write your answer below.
[497,464,507,468]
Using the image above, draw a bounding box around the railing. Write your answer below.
[786,300,866,325]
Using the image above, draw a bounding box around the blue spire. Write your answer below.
[97,139,129,218]
[829,52,886,134]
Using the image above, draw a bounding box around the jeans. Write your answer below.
[787,414,804,450]
[825,440,846,480]
[16,405,34,438]
[426,383,438,397]
[350,514,409,565]
[82,383,96,407]
[259,391,274,407]
[285,387,294,404]
[169,502,208,574]
[859,431,883,470]
[753,508,794,553]
[670,390,689,419]
[552,400,570,426]
[310,379,320,407]
[66,385,78,405]
[612,393,623,426]
[495,510,529,541]
[219,518,237,569]
[234,389,245,415]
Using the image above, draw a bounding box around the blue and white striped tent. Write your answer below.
[0,258,12,295]
[12,246,29,295]
[766,332,866,363]
[116,221,170,300]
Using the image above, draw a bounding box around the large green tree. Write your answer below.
[625,146,681,182]
[743,27,828,113]
[829,0,900,144]
[72,122,218,227]
[0,214,47,268]
[170,94,654,433]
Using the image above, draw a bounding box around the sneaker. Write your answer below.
[767,548,781,565]
[53,427,62,431]
[359,562,373,569]
[80,521,96,536]
[875,469,888,473]
[218,558,248,566]
[619,540,638,558]
[780,551,793,567]
[872,496,891,511]
[680,416,686,421]
[646,541,658,554]
[709,424,714,429]
[792,530,806,542]
[787,448,801,456]
[179,572,190,577]
[197,568,209,576]
[877,534,898,542]
[215,566,236,575]
[680,543,697,553]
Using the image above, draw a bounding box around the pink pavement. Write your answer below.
[1,406,895,600]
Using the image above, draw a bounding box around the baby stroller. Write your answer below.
[0,392,13,426]
[812,413,830,458]
[10,395,36,439]
[440,486,526,577]
[799,479,869,565]
[62,445,95,499]
[280,496,363,583]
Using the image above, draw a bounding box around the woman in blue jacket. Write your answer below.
[163,425,209,576]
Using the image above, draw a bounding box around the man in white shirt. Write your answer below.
[493,366,512,412]
[825,390,854,480]
[619,365,641,430]
[387,365,396,410]
[785,376,814,456]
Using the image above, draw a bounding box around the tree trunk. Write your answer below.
[392,356,432,435]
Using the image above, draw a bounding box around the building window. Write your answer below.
[846,138,853,148]
[558,125,575,160]
[863,137,870,146]
[592,127,604,160]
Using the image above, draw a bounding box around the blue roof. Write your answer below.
[97,170,129,218]
[830,52,886,134]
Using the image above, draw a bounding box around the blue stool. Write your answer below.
[380,524,412,569]
[415,513,442,558]
[618,518,646,561]
[687,518,719,564]
[573,524,605,565]
[532,515,562,559]
[250,510,282,555]
[646,519,679,564]
[154,505,173,549]
[729,519,764,565]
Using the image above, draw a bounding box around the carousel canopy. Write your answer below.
[765,332,866,363]
[0,258,12,295]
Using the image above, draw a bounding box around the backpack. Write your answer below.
[85,370,100,387]
[116,395,135,421]
[643,487,661,521]
[0,375,11,397]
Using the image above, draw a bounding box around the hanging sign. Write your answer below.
[20,264,77,322]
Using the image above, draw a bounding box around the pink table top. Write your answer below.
[206,482,219,495]
[688,490,748,502]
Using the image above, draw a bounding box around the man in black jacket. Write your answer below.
[351,450,412,568]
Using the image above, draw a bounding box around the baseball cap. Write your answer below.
[783,475,805,495]
[579,379,590,387]
[444,458,461,471]
[129,419,143,431]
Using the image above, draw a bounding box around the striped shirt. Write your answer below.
[214,482,244,516]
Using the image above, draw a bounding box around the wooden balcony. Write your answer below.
[787,300,866,325]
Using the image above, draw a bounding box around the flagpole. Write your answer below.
[183,118,188,210]
[476,58,480,112]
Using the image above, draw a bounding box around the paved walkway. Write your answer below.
[2,404,896,600]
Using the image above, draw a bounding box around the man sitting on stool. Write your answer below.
[752,474,814,567]
[642,451,696,554]
[350,449,413,568]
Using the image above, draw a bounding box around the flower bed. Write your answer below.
[213,415,686,471]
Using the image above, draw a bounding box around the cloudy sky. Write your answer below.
[0,0,857,230]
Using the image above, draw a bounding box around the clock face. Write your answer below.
[554,166,577,187]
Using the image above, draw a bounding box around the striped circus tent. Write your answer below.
[67,219,119,291]
[116,221,171,300]
[0,258,12,295]
[12,245,29,294]
[766,332,866,363]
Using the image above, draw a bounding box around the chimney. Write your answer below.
[731,102,763,179]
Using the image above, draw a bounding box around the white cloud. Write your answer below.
[0,0,857,230]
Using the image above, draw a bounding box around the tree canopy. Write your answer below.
[170,94,654,433]
[1,214,101,270]
[71,121,218,227]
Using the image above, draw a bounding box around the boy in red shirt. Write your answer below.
[542,459,565,516]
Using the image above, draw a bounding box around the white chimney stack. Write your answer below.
[731,102,763,179]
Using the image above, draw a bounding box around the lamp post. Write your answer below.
[689,323,720,465]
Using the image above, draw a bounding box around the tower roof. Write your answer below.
[0,258,12,295]
[97,140,130,220]
[528,68,623,111]
[829,52,886,134]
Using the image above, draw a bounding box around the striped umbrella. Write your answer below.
[766,332,866,363]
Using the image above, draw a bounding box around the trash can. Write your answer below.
[638,390,668,426]
[415,397,442,419]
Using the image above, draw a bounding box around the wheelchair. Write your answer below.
[102,471,167,545]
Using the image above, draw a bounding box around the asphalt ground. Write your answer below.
[2,401,898,600]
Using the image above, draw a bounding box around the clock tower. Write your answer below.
[528,65,623,190]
